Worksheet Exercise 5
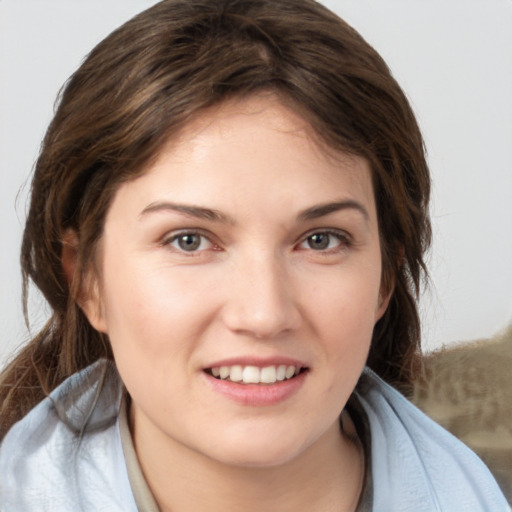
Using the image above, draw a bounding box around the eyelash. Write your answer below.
[161,230,218,254]
[297,230,352,253]
[161,228,351,256]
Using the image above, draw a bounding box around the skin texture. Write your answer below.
[82,94,391,512]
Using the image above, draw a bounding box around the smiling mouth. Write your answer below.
[205,365,308,385]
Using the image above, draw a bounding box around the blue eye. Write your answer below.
[300,231,348,251]
[168,232,213,252]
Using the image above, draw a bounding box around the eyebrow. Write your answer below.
[297,200,370,222]
[139,199,369,224]
[139,201,234,223]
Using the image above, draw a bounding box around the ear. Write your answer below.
[374,245,402,322]
[61,229,108,333]
[375,284,393,322]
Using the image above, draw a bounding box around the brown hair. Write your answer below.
[0,0,431,439]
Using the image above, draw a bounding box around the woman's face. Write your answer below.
[84,94,389,468]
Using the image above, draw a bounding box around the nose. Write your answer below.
[221,252,301,339]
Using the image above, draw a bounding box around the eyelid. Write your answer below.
[160,229,220,253]
[159,227,352,253]
[296,228,352,250]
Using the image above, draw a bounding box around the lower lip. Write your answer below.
[203,370,308,406]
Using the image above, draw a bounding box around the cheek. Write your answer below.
[99,264,216,411]
[304,262,382,350]
[99,258,216,361]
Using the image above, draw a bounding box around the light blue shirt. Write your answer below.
[0,360,509,511]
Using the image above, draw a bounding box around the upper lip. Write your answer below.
[203,356,309,370]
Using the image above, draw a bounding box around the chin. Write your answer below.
[203,431,313,469]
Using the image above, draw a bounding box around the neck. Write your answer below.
[131,408,364,512]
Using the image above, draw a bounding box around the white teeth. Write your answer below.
[242,366,260,384]
[230,365,243,382]
[260,366,277,384]
[276,365,287,381]
[285,365,296,379]
[209,364,301,384]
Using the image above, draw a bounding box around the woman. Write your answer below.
[0,0,508,510]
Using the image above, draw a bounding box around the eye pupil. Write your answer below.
[308,233,330,250]
[178,234,201,251]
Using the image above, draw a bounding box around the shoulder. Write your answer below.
[355,368,510,512]
[0,360,137,512]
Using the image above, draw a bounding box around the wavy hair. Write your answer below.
[0,0,431,439]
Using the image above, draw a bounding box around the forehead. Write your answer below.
[112,93,376,222]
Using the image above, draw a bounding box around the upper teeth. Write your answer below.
[210,365,300,384]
